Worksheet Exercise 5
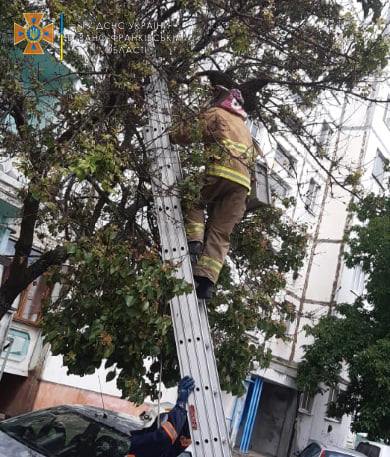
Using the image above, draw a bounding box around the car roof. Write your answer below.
[23,405,146,435]
[309,440,367,457]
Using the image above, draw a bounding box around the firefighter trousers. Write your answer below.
[185,175,247,284]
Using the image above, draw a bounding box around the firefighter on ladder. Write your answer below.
[171,85,260,299]
[126,376,195,457]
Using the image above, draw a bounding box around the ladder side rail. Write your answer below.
[152,79,231,445]
[149,78,228,413]
[151,78,231,443]
[152,78,230,438]
[151,100,229,455]
[145,122,222,456]
[145,104,224,456]
[144,74,231,457]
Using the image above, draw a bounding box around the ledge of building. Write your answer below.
[252,356,298,389]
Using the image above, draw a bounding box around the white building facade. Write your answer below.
[223,78,389,456]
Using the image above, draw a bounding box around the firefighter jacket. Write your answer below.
[171,106,256,193]
[171,107,255,192]
[127,404,191,457]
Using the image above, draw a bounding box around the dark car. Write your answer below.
[298,441,367,457]
[0,404,145,456]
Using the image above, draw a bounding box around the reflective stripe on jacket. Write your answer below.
[201,107,255,192]
[128,404,190,457]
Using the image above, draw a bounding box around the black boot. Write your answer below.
[194,276,214,300]
[188,241,203,264]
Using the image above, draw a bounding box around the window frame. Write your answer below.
[318,121,333,148]
[325,386,342,422]
[14,274,51,325]
[274,144,297,178]
[305,178,321,215]
[372,149,385,189]
[328,386,339,404]
[351,264,365,295]
[269,171,291,198]
[250,123,259,139]
[299,389,315,415]
[1,249,51,326]
[383,96,390,130]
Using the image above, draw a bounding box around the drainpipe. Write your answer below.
[240,377,264,453]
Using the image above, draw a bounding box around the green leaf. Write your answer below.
[125,295,135,307]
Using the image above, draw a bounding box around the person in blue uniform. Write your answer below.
[127,376,195,457]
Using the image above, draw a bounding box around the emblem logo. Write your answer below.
[14,13,55,55]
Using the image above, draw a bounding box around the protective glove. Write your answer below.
[177,376,195,407]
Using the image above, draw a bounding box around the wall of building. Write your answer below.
[230,75,390,455]
[33,380,146,416]
[39,353,122,397]
[296,389,352,451]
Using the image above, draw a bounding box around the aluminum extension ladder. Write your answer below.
[143,71,231,457]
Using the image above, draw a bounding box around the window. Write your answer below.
[299,390,314,414]
[305,179,321,214]
[351,264,365,295]
[0,328,30,362]
[274,144,297,177]
[269,172,291,198]
[326,387,342,421]
[328,386,339,404]
[318,121,333,148]
[383,97,390,129]
[372,150,385,187]
[250,123,259,139]
[17,276,49,322]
